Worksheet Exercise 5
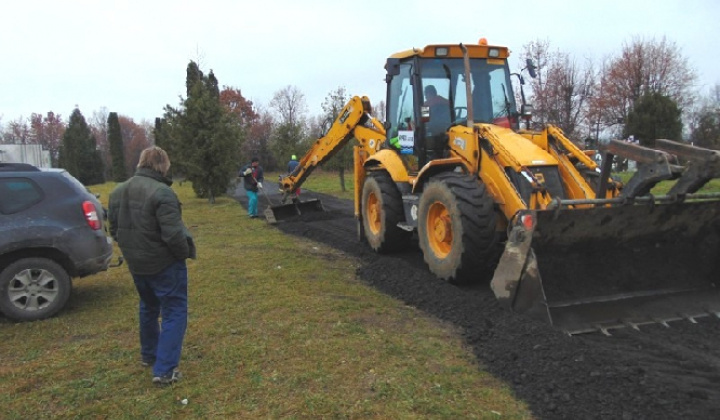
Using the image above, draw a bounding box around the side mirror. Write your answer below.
[525,58,537,79]
[520,103,533,130]
[385,58,401,83]
[521,103,533,118]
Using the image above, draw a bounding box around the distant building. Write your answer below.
[0,144,51,167]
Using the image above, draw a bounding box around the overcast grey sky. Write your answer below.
[1,0,718,125]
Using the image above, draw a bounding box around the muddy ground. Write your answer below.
[234,186,720,419]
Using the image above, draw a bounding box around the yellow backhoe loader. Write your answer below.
[269,39,720,335]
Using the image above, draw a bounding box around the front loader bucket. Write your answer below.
[265,199,324,224]
[491,200,720,334]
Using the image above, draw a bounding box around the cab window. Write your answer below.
[387,62,414,138]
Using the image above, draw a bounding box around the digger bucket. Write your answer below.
[264,199,325,224]
[491,198,720,335]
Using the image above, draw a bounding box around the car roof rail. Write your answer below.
[0,162,41,172]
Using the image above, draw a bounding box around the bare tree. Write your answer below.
[244,105,276,169]
[269,86,308,170]
[118,115,151,176]
[373,99,386,121]
[597,36,697,131]
[523,39,552,127]
[270,85,308,126]
[522,39,595,139]
[320,87,353,190]
[545,54,595,139]
[4,117,32,145]
[30,112,65,166]
[88,107,110,178]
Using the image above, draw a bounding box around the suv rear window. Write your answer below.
[0,178,43,214]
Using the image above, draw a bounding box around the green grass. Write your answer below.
[300,168,356,201]
[0,172,532,419]
[615,171,720,195]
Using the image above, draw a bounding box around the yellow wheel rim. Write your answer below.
[366,191,382,235]
[426,201,452,257]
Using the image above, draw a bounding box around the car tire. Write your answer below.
[0,258,72,321]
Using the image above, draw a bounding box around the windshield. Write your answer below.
[419,57,517,127]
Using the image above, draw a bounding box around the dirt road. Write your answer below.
[234,186,720,419]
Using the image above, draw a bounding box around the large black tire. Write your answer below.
[0,258,72,321]
[417,172,501,284]
[361,171,411,253]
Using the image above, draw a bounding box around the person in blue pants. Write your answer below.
[239,157,264,218]
[132,261,188,381]
[108,146,196,385]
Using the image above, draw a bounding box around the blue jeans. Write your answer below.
[132,260,188,377]
[247,190,258,216]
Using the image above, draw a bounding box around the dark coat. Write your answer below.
[108,168,194,275]
[239,163,264,192]
[287,159,299,174]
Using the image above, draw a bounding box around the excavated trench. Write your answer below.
[234,186,720,419]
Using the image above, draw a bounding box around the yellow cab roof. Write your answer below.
[389,41,510,60]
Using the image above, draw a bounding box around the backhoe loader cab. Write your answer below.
[385,43,519,167]
[273,39,720,335]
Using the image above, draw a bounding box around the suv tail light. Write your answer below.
[82,201,102,230]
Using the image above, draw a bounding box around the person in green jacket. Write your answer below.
[108,146,195,386]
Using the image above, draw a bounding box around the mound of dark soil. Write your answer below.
[234,187,720,419]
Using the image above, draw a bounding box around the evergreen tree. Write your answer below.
[154,117,167,150]
[155,107,184,178]
[164,62,241,203]
[692,109,720,150]
[58,108,105,185]
[186,61,203,97]
[272,122,305,169]
[623,92,683,147]
[108,112,127,182]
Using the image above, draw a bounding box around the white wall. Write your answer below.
[0,144,51,167]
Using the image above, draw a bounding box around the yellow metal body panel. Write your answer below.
[353,147,365,218]
[477,148,527,221]
[446,125,481,173]
[366,149,409,182]
[413,157,466,193]
[478,124,556,170]
[357,149,410,218]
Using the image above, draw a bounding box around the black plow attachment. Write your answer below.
[264,199,325,224]
[491,198,720,335]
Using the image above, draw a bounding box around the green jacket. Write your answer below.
[108,168,195,275]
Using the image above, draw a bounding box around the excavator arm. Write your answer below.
[278,96,386,202]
